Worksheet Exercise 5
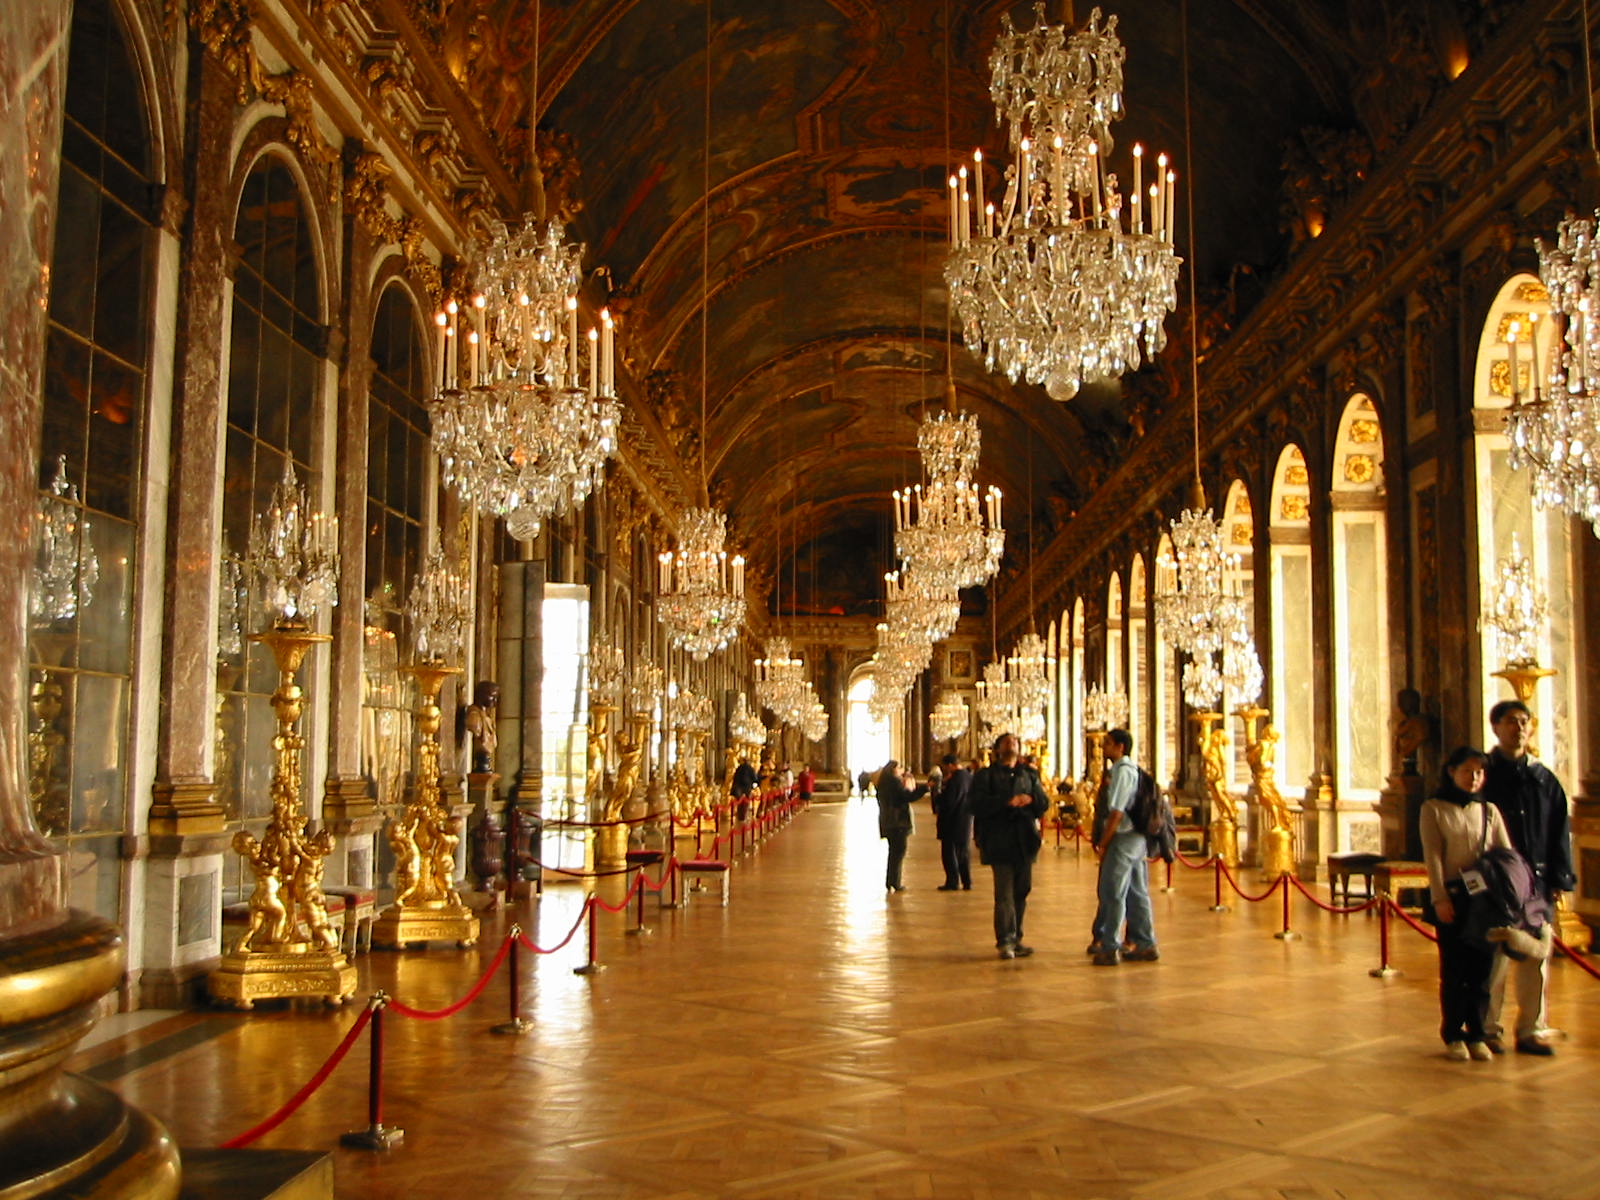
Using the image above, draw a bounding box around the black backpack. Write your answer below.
[1127,768,1170,838]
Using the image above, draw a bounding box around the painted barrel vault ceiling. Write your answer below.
[442,0,1477,615]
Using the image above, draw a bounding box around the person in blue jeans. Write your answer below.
[1092,728,1158,965]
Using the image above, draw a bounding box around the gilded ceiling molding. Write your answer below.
[344,149,442,300]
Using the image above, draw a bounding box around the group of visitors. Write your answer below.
[864,693,1573,1066]
[1421,699,1572,1061]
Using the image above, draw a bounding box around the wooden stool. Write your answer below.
[678,858,730,906]
[1375,860,1430,910]
[1326,852,1384,904]
[323,885,377,954]
[625,849,666,907]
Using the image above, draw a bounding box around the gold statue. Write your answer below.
[210,623,356,1007]
[606,715,647,822]
[372,661,480,948]
[1240,707,1294,877]
[1197,713,1238,868]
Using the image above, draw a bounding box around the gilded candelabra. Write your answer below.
[210,623,356,1007]
[1194,710,1238,869]
[373,661,479,948]
[597,709,649,869]
[1238,705,1294,878]
[1070,727,1108,833]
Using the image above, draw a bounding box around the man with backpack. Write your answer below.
[1092,729,1159,965]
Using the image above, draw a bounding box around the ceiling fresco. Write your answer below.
[440,0,1482,612]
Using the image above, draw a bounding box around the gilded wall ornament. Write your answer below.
[1280,494,1310,522]
[1343,454,1376,484]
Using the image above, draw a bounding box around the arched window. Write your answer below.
[1269,444,1314,789]
[1471,277,1578,783]
[1071,597,1085,777]
[1056,607,1073,777]
[847,668,892,782]
[1153,534,1179,783]
[218,157,324,834]
[1105,572,1123,697]
[31,0,156,923]
[361,284,432,812]
[1331,395,1389,797]
[1222,479,1255,786]
[1128,555,1147,754]
[1045,617,1059,774]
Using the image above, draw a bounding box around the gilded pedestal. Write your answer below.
[372,662,480,949]
[210,625,356,1008]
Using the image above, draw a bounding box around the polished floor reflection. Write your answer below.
[76,801,1600,1198]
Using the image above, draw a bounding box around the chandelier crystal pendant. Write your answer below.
[32,455,99,624]
[1481,533,1550,668]
[929,691,970,742]
[247,460,339,624]
[946,3,1181,401]
[883,567,962,643]
[974,660,1014,731]
[754,635,811,726]
[658,507,746,660]
[1006,630,1051,713]
[430,217,621,541]
[406,541,470,664]
[1510,242,1600,535]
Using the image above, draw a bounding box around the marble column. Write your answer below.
[0,3,179,1191]
[140,43,237,1007]
[499,559,546,887]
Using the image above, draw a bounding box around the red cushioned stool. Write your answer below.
[678,858,730,906]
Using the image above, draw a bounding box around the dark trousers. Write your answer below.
[1437,920,1495,1043]
[989,858,1033,947]
[940,836,971,888]
[884,831,909,889]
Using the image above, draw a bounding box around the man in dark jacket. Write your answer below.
[732,756,759,822]
[876,761,928,892]
[971,733,1050,958]
[1483,699,1575,1055]
[933,754,974,891]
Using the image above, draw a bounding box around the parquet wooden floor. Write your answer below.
[76,801,1600,1198]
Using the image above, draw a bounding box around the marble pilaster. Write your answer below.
[148,47,239,837]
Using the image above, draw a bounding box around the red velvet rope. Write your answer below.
[589,872,645,915]
[1289,875,1383,915]
[1385,896,1440,944]
[387,935,513,1021]
[1174,846,1215,870]
[1218,863,1284,904]
[1553,936,1600,981]
[219,1003,374,1148]
[639,859,677,893]
[541,810,664,830]
[531,860,637,879]
[516,901,593,955]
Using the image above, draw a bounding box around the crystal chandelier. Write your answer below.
[975,660,1014,730]
[883,567,961,642]
[800,698,830,743]
[217,550,247,659]
[1083,684,1128,731]
[1511,252,1600,535]
[755,635,814,727]
[658,507,746,660]
[1154,499,1260,711]
[1482,534,1549,668]
[659,9,745,658]
[1007,631,1051,713]
[946,4,1180,401]
[406,541,470,663]
[246,460,339,624]
[31,455,99,624]
[628,660,663,716]
[729,691,766,747]
[430,216,621,540]
[929,690,970,741]
[587,643,626,707]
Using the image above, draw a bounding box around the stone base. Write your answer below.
[370,901,480,949]
[207,946,357,1010]
[140,957,221,1009]
[179,1148,332,1199]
